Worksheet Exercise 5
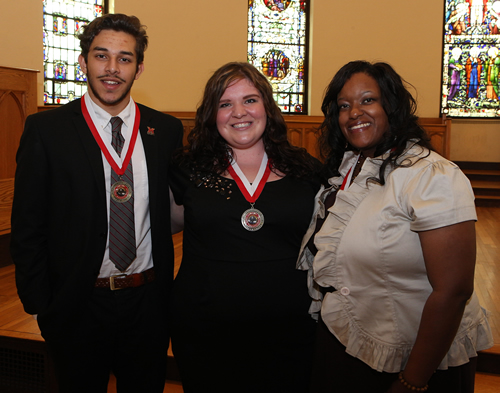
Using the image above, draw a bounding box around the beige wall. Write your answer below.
[309,1,445,118]
[116,1,248,111]
[1,0,498,162]
[0,0,43,98]
[452,121,500,162]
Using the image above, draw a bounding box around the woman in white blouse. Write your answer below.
[298,61,493,393]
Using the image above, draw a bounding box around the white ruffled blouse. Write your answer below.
[297,142,493,373]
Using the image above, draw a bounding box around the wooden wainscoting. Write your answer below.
[285,115,324,159]
[163,112,451,160]
[36,108,451,162]
[0,66,38,236]
[164,111,196,146]
[285,115,450,160]
[419,116,451,159]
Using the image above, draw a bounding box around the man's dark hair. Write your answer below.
[78,13,148,66]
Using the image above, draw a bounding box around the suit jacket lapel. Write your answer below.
[72,99,107,203]
[139,106,158,223]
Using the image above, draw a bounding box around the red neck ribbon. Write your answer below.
[81,97,140,176]
[227,159,272,203]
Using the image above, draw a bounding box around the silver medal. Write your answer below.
[241,207,264,231]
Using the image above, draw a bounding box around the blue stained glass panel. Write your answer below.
[248,0,309,114]
[76,64,87,82]
[54,62,67,80]
[44,0,106,105]
[441,0,500,118]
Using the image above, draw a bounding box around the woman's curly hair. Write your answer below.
[175,62,318,178]
[318,60,433,183]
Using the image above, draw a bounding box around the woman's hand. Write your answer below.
[169,187,184,234]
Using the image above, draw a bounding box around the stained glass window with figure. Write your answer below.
[43,0,106,105]
[441,0,500,118]
[248,0,309,114]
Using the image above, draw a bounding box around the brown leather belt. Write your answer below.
[95,267,155,290]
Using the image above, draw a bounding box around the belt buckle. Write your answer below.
[109,273,127,291]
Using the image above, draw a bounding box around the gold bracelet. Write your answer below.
[398,371,429,392]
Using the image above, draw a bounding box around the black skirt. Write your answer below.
[309,316,477,393]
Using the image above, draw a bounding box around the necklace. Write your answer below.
[341,152,365,190]
[352,152,366,179]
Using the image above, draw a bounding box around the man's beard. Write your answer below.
[86,70,135,108]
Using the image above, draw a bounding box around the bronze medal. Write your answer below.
[111,180,132,203]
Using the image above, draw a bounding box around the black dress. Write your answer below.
[170,167,319,393]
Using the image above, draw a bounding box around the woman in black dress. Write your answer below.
[170,62,320,392]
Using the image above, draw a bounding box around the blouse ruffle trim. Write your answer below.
[297,183,342,318]
[322,297,494,372]
[312,152,383,289]
[297,150,384,316]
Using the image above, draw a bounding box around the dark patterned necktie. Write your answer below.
[109,116,136,271]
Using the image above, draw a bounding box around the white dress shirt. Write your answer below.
[84,93,153,277]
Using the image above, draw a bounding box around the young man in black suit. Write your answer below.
[11,13,183,393]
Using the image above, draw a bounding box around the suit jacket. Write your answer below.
[10,98,184,340]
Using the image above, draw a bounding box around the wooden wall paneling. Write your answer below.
[285,116,450,159]
[287,119,319,159]
[287,126,306,151]
[0,66,38,235]
[287,123,321,159]
[0,180,14,237]
[179,118,195,146]
[420,116,451,159]
[164,112,451,160]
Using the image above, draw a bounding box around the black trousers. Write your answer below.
[310,316,477,393]
[45,283,169,393]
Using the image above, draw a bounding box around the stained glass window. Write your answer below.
[248,0,309,114]
[441,0,500,118]
[43,0,106,105]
